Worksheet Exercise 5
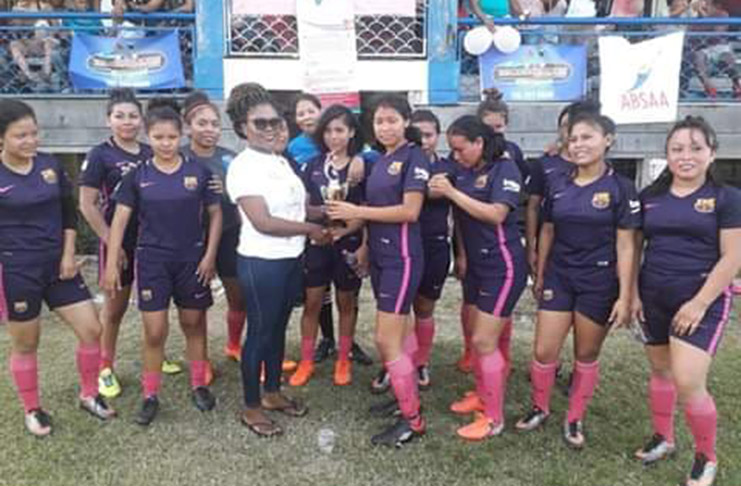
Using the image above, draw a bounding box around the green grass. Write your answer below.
[1,263,740,486]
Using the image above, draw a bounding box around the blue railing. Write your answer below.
[457,16,741,102]
[0,12,195,95]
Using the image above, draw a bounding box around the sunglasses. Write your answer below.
[248,117,284,132]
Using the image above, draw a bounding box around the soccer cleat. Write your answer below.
[350,341,373,366]
[634,433,676,465]
[135,396,160,426]
[417,365,431,390]
[682,453,717,486]
[457,413,504,441]
[369,398,401,418]
[370,417,425,448]
[79,394,116,420]
[24,409,52,437]
[161,359,182,375]
[370,368,390,394]
[289,360,315,387]
[563,420,585,449]
[98,368,122,398]
[333,359,352,386]
[313,338,336,363]
[224,344,241,362]
[456,350,473,373]
[450,391,484,415]
[282,360,298,373]
[515,406,549,431]
[192,386,216,412]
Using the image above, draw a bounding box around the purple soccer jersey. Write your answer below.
[365,143,431,259]
[420,155,455,241]
[641,183,741,278]
[543,168,641,269]
[114,156,220,262]
[454,157,525,265]
[0,153,74,263]
[526,154,573,198]
[79,138,153,249]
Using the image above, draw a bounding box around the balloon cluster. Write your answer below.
[463,25,522,56]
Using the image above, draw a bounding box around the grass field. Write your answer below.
[1,262,740,486]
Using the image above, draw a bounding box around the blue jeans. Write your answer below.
[237,255,302,407]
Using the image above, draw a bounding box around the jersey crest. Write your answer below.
[591,191,611,209]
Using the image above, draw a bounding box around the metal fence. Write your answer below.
[228,1,428,59]
[0,12,195,95]
[458,17,741,103]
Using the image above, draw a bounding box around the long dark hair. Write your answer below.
[312,104,364,157]
[644,116,720,197]
[447,115,506,164]
[0,99,35,139]
[371,94,422,149]
[411,109,441,134]
[145,97,182,133]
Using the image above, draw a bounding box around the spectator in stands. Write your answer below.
[8,0,60,84]
[62,0,104,34]
[112,0,165,15]
[165,0,192,13]
[468,0,525,31]
[690,0,741,98]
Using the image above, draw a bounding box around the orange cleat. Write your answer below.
[456,351,473,373]
[224,345,241,362]
[333,359,352,386]
[289,360,315,387]
[282,360,298,373]
[450,390,484,415]
[205,361,214,386]
[457,412,504,441]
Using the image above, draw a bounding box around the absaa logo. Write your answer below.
[619,48,669,111]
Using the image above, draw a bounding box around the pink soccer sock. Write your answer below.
[386,355,422,429]
[402,331,419,360]
[473,350,484,398]
[100,348,114,371]
[460,304,472,355]
[649,375,676,443]
[531,360,558,414]
[10,353,40,412]
[76,343,101,399]
[227,310,246,349]
[685,394,717,462]
[567,360,600,423]
[338,336,352,361]
[142,371,162,398]
[190,360,208,389]
[300,336,315,362]
[498,318,513,377]
[414,316,435,366]
[478,350,506,424]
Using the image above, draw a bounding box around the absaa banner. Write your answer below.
[478,44,587,101]
[599,32,685,124]
[69,32,185,90]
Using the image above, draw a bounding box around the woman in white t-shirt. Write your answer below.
[225,83,329,437]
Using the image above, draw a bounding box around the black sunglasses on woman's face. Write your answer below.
[249,117,284,132]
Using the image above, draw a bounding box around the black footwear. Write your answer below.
[635,433,676,465]
[417,365,431,390]
[350,341,373,366]
[682,453,717,486]
[515,406,549,431]
[371,417,425,448]
[369,398,401,418]
[24,408,53,437]
[192,387,216,412]
[370,368,390,394]
[313,338,336,363]
[135,396,160,426]
[79,394,116,420]
[563,420,585,449]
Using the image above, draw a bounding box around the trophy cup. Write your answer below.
[323,157,349,227]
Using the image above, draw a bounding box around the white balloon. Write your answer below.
[464,26,494,56]
[493,26,522,54]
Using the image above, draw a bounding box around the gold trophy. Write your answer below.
[323,156,349,227]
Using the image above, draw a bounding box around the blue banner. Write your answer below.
[69,31,185,90]
[478,44,586,102]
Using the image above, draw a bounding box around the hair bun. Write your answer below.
[482,88,504,102]
[147,97,181,115]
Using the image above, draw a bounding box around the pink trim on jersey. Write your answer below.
[0,263,8,322]
[708,288,732,355]
[492,224,514,317]
[394,223,412,314]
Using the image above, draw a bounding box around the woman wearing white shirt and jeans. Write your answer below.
[225,83,328,437]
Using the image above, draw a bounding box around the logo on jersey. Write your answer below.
[387,161,403,176]
[118,161,139,176]
[183,176,198,191]
[592,192,611,209]
[41,169,58,184]
[81,159,90,172]
[629,199,641,214]
[414,167,430,181]
[694,198,715,214]
[475,174,488,189]
[542,289,554,301]
[0,185,14,195]
[14,301,28,313]
[503,179,521,193]
[141,289,153,302]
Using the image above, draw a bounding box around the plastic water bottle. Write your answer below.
[317,428,336,454]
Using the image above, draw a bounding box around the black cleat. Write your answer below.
[192,386,216,412]
[350,341,373,366]
[417,365,431,390]
[369,398,401,418]
[370,367,390,394]
[313,338,336,363]
[135,396,160,426]
[371,418,425,448]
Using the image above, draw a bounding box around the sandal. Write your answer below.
[240,412,283,438]
[262,395,309,417]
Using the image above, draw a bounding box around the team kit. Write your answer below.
[0,85,738,486]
